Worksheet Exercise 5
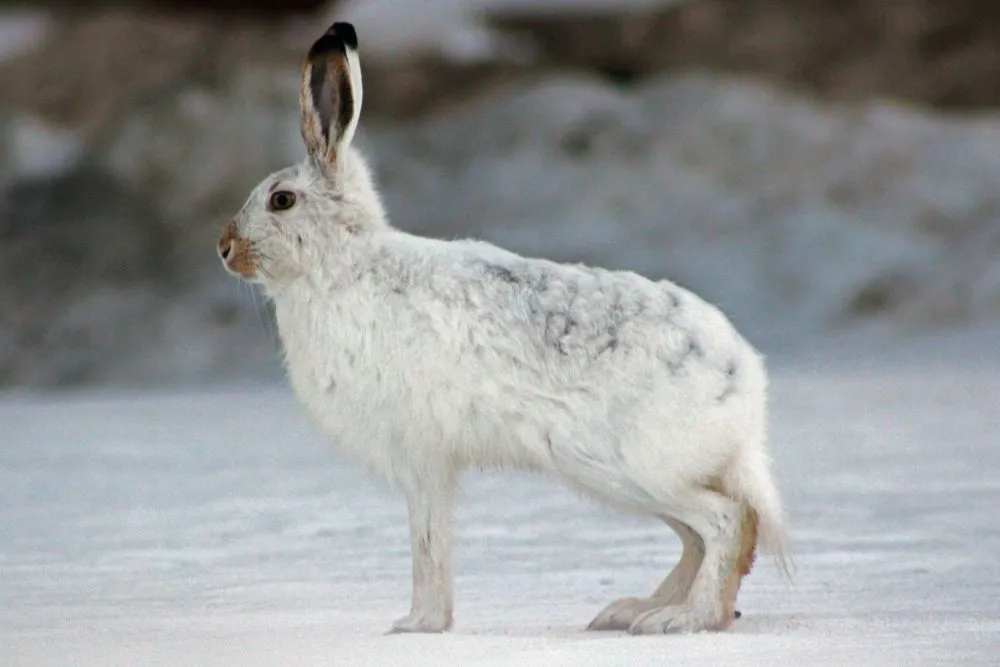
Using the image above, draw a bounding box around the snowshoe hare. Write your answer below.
[218,21,789,635]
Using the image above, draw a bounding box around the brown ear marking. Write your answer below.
[301,22,358,161]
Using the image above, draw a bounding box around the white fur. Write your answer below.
[221,22,789,635]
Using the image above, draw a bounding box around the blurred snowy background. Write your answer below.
[2,0,999,388]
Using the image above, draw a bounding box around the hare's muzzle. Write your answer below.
[218,219,257,278]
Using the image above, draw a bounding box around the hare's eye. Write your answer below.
[268,190,297,212]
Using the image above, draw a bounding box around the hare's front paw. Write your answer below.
[386,609,453,634]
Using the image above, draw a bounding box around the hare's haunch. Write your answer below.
[218,21,789,635]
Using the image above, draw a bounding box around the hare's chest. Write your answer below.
[283,321,381,402]
[277,303,402,436]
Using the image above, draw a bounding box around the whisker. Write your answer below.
[253,284,277,343]
[243,246,279,342]
[242,275,273,343]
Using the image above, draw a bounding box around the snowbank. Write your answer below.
[366,72,1000,347]
[100,68,1000,355]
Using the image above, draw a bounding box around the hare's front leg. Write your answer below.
[389,477,456,633]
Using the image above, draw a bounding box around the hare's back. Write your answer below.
[449,245,754,380]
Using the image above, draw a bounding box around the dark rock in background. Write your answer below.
[0,168,174,386]
[1,169,175,293]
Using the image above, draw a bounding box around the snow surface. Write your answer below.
[2,336,998,665]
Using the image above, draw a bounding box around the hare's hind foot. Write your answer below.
[587,517,702,631]
[588,598,742,632]
[588,597,662,631]
[619,487,747,635]
[627,603,731,635]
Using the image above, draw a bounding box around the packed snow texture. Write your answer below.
[2,335,998,666]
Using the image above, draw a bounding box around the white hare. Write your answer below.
[218,22,789,635]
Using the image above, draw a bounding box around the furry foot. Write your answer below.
[587,597,664,631]
[627,604,728,635]
[386,610,452,634]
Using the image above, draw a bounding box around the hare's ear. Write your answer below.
[299,22,363,171]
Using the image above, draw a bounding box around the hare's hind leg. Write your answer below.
[722,504,758,620]
[586,518,703,631]
[627,487,743,634]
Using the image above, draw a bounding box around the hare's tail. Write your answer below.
[723,448,793,582]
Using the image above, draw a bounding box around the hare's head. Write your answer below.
[218,22,385,287]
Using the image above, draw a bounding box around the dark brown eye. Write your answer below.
[268,190,296,212]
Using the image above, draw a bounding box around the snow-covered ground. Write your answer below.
[2,331,998,666]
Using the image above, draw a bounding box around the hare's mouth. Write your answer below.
[218,221,260,280]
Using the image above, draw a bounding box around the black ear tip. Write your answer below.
[309,21,358,58]
[332,22,358,50]
[309,21,358,59]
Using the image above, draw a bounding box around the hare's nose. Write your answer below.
[218,220,237,260]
